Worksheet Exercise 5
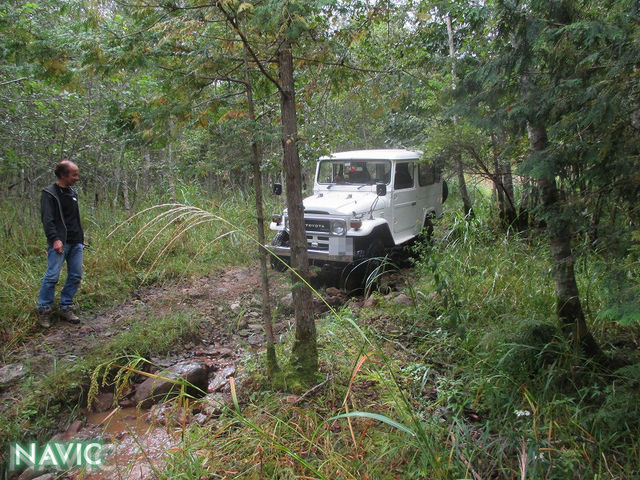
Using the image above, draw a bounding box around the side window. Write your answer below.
[418,162,436,186]
[394,162,415,190]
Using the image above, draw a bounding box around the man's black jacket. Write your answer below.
[41,183,82,247]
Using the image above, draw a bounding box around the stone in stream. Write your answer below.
[90,392,115,413]
[394,293,414,306]
[17,471,55,480]
[133,360,208,408]
[207,365,236,393]
[0,363,26,388]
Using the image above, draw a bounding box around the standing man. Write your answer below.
[36,160,85,328]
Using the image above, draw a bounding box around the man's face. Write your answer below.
[62,165,79,186]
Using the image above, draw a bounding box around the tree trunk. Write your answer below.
[122,172,131,213]
[278,41,317,381]
[113,142,126,208]
[167,145,176,201]
[519,176,532,230]
[456,156,474,217]
[245,53,279,377]
[502,159,515,217]
[493,152,505,222]
[491,132,516,225]
[527,123,601,358]
[142,149,151,194]
[447,15,474,218]
[167,120,176,201]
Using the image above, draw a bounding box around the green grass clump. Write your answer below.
[399,206,640,478]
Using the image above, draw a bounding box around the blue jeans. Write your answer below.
[36,243,83,311]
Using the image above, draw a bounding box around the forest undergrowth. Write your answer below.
[1,187,639,479]
[164,196,639,479]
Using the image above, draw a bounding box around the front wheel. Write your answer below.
[340,238,387,295]
[269,231,290,272]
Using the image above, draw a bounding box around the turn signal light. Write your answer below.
[272,214,282,225]
[350,219,362,230]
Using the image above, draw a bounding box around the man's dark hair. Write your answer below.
[54,160,74,179]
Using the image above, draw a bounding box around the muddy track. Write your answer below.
[1,268,295,411]
[1,267,306,478]
[1,265,391,478]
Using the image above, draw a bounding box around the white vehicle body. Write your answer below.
[269,149,445,266]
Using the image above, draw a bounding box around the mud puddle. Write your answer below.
[84,408,150,437]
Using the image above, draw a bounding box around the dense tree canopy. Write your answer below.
[1,0,638,364]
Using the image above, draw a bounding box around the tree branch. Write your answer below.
[292,56,394,74]
[0,77,29,87]
[216,2,284,95]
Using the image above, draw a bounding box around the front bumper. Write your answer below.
[267,245,354,264]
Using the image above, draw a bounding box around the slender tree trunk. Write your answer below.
[278,41,317,381]
[92,157,100,212]
[502,159,515,214]
[491,132,516,225]
[245,53,278,376]
[113,142,126,208]
[527,123,601,358]
[447,14,474,218]
[519,176,532,230]
[493,151,505,222]
[456,157,474,217]
[142,149,151,194]
[167,121,176,201]
[122,172,131,213]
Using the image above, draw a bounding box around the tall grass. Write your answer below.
[2,182,638,478]
[152,186,639,478]
[0,189,274,352]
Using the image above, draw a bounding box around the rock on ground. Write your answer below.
[0,363,26,388]
[133,360,208,408]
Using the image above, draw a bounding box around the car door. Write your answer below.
[392,162,419,237]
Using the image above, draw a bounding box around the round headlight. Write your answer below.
[331,220,346,235]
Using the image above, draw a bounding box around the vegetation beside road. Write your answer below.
[0,189,261,349]
[157,191,639,479]
[4,186,638,478]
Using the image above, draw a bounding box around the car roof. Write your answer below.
[319,149,422,161]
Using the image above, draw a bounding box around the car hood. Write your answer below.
[301,190,388,216]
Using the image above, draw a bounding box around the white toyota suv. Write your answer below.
[268,149,447,277]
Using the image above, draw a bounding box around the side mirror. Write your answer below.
[273,183,282,195]
[376,182,387,197]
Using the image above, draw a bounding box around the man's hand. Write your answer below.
[53,240,64,254]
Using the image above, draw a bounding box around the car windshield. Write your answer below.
[317,160,391,185]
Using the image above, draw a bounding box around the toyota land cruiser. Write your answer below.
[268,149,447,279]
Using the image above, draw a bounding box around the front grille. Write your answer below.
[304,218,331,233]
[307,234,330,251]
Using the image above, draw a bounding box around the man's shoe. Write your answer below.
[60,308,80,324]
[37,308,52,328]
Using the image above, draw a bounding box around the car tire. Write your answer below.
[422,215,434,242]
[270,231,289,272]
[341,237,386,295]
